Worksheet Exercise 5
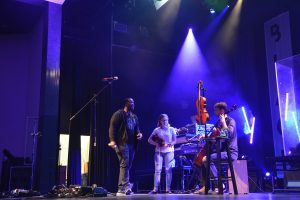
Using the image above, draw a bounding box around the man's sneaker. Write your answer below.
[148,190,158,194]
[125,188,133,195]
[214,183,226,194]
[116,190,126,196]
[193,186,205,194]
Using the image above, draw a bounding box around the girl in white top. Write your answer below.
[148,114,177,194]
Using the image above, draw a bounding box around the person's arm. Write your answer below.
[148,129,158,146]
[109,111,120,144]
[226,118,236,139]
[134,115,140,134]
[220,117,235,139]
[169,127,177,146]
[135,115,143,140]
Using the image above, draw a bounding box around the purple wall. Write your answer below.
[0,16,43,177]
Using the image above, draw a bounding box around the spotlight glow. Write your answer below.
[161,23,208,117]
[265,172,271,177]
[285,93,289,121]
[45,0,66,4]
[200,5,229,45]
[250,117,255,144]
[242,106,251,134]
[210,8,216,14]
[189,28,192,32]
[216,0,243,50]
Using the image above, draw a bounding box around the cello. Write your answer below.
[193,104,237,167]
[195,81,209,125]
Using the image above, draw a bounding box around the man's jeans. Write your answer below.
[116,144,135,191]
[154,151,175,191]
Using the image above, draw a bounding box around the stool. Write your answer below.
[204,137,238,195]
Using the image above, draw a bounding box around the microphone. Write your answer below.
[102,76,118,81]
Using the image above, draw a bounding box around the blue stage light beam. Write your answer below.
[241,106,251,134]
[250,117,255,144]
[200,5,229,45]
[292,112,300,142]
[285,93,289,121]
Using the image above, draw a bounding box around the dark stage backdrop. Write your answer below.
[60,0,300,193]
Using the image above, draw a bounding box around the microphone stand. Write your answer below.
[67,80,114,186]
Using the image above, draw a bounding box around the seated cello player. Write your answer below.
[194,102,238,194]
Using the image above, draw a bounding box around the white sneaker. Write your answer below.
[116,190,126,196]
[214,183,226,194]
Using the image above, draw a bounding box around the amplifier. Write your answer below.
[228,160,249,194]
[284,171,300,188]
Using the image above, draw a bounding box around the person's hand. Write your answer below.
[197,135,205,141]
[108,141,117,149]
[219,114,226,125]
[137,133,143,140]
[161,143,172,147]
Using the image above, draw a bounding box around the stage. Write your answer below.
[2,0,300,196]
[59,193,300,200]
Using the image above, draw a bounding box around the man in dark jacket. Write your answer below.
[108,98,143,196]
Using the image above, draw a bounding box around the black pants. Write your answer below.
[115,144,135,191]
[200,152,238,188]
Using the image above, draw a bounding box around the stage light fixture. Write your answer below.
[210,8,216,14]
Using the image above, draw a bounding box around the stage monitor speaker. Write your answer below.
[284,171,300,189]
[228,160,249,194]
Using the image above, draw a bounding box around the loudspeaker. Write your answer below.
[284,171,300,188]
[228,160,249,194]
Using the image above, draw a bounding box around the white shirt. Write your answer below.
[149,126,177,153]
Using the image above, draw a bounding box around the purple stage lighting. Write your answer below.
[265,172,271,177]
[200,5,229,45]
[210,8,216,14]
[161,24,209,116]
